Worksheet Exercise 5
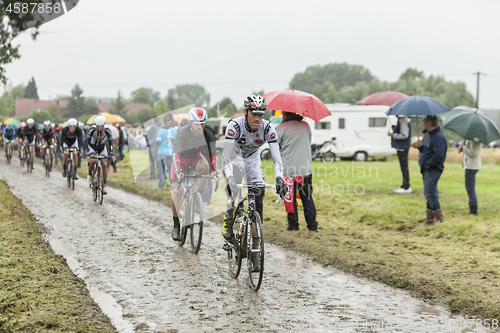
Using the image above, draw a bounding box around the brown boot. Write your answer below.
[433,209,444,223]
[420,209,436,226]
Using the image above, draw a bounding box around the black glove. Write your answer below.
[276,177,287,198]
[227,175,237,198]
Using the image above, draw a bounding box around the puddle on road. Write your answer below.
[0,160,495,333]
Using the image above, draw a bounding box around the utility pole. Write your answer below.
[475,72,486,109]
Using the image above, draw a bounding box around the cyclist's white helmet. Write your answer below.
[68,118,78,126]
[43,120,51,127]
[27,118,35,125]
[94,115,106,126]
[243,95,267,114]
[188,107,207,124]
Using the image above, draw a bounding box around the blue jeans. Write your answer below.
[287,175,318,231]
[158,154,172,189]
[423,169,442,210]
[54,147,62,165]
[465,169,479,204]
[118,144,125,160]
[202,177,213,204]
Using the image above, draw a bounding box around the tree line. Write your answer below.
[1,63,497,127]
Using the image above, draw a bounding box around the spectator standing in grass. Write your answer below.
[146,116,162,179]
[156,113,177,189]
[458,139,482,216]
[388,116,412,193]
[413,116,447,226]
[117,124,125,161]
[276,111,318,232]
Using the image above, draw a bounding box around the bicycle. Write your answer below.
[176,170,219,254]
[25,143,35,173]
[89,155,106,205]
[41,144,53,177]
[5,139,12,163]
[19,141,26,167]
[223,182,279,291]
[65,148,78,190]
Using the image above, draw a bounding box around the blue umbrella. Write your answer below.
[386,95,449,140]
[386,96,449,116]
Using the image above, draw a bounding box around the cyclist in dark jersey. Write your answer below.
[170,107,219,241]
[23,118,38,165]
[40,120,55,170]
[3,123,15,156]
[17,122,25,158]
[61,118,83,179]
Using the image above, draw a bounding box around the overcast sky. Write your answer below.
[5,0,500,109]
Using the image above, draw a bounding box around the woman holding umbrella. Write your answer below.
[441,105,500,216]
[458,139,481,216]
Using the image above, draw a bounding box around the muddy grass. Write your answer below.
[0,180,117,333]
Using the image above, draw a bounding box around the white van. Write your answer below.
[304,104,398,162]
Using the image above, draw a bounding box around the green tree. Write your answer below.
[0,92,15,118]
[110,89,128,116]
[289,62,375,93]
[10,84,25,99]
[399,68,424,81]
[131,87,160,105]
[0,2,40,84]
[166,84,210,110]
[23,77,39,99]
[64,84,87,117]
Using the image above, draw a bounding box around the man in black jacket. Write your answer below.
[413,116,447,225]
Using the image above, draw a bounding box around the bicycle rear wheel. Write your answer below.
[247,211,264,291]
[178,195,189,247]
[190,192,204,254]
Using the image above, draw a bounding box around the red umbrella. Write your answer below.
[263,88,331,123]
[356,91,409,106]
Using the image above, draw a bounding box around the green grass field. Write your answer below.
[260,150,500,319]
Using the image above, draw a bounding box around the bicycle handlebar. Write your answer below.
[89,156,106,159]
[175,173,220,191]
[236,184,276,189]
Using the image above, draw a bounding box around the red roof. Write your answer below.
[14,98,69,117]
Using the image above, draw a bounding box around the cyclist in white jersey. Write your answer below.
[221,95,287,240]
[86,115,114,194]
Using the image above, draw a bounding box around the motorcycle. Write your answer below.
[311,136,337,163]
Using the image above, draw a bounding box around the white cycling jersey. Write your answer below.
[222,116,283,184]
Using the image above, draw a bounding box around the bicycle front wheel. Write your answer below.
[247,211,264,291]
[68,160,74,189]
[190,192,204,254]
[26,153,30,172]
[178,195,189,247]
[98,164,104,204]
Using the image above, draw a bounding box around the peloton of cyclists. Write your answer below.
[86,115,114,194]
[40,120,55,171]
[60,118,83,179]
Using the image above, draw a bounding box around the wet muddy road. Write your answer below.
[0,159,493,333]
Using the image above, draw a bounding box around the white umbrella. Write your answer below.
[105,124,119,140]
